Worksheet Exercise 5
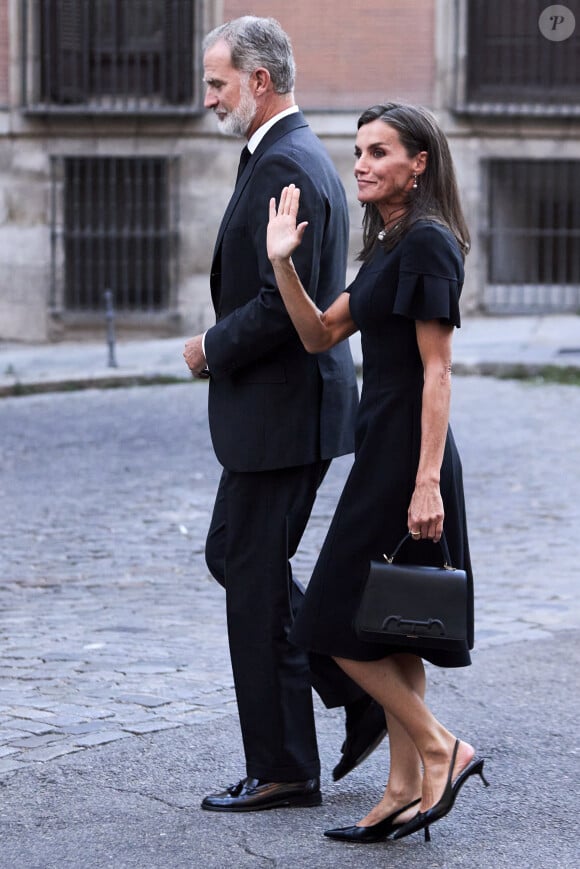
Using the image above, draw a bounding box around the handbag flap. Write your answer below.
[355,560,468,648]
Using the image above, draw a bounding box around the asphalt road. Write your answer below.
[0,377,579,868]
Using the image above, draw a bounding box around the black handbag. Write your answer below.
[355,532,468,652]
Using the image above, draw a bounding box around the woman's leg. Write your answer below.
[357,712,423,826]
[335,653,475,813]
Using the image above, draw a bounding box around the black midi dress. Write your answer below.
[290,220,474,668]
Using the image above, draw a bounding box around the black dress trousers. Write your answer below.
[206,461,339,781]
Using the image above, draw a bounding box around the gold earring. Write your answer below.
[412,173,418,189]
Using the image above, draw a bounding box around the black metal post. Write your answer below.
[104,290,118,368]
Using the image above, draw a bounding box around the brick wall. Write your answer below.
[222,0,435,109]
[0,0,9,104]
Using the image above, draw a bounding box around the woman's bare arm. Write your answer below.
[267,185,357,352]
[407,318,454,542]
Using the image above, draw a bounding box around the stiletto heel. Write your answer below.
[453,755,489,795]
[478,765,490,788]
[424,826,431,843]
[392,740,489,842]
[324,797,421,843]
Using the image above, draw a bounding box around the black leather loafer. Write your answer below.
[201,776,322,812]
[332,698,387,781]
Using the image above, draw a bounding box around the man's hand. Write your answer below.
[183,335,208,377]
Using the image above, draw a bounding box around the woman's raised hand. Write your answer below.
[267,185,309,263]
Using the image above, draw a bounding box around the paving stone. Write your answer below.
[115,695,171,708]
[9,733,67,749]
[72,731,132,748]
[0,758,24,773]
[18,744,85,762]
[5,707,58,722]
[121,721,180,735]
[0,729,37,741]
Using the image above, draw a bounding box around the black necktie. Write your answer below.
[236,146,251,183]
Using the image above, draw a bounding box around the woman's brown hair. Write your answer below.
[356,102,470,262]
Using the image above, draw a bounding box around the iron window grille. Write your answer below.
[482,159,580,314]
[22,0,201,114]
[50,156,179,316]
[454,0,580,116]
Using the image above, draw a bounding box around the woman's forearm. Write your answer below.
[267,186,355,351]
[408,321,454,539]
[415,365,451,486]
[271,256,351,352]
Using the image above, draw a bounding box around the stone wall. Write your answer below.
[0,0,8,105]
[0,115,490,342]
[1,0,579,340]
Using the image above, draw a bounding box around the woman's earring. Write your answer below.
[412,173,418,189]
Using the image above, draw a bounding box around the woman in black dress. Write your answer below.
[266,103,488,843]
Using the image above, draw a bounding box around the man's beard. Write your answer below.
[216,80,257,138]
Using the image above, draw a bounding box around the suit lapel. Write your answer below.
[211,112,309,264]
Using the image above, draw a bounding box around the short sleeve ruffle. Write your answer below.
[392,222,463,327]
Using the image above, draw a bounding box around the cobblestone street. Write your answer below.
[1,376,579,776]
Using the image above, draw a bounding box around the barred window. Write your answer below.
[51,157,179,314]
[483,160,580,313]
[459,0,580,114]
[23,0,199,113]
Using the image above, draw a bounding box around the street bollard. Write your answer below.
[103,290,118,368]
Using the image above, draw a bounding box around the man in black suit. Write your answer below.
[184,16,385,812]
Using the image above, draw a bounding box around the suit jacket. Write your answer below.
[204,111,359,473]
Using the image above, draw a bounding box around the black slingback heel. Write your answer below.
[392,740,489,842]
[324,797,421,843]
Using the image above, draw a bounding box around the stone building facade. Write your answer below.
[1,0,579,342]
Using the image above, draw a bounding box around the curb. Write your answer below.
[0,373,193,398]
[452,361,580,383]
[1,360,580,399]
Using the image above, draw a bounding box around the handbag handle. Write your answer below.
[384,531,456,570]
